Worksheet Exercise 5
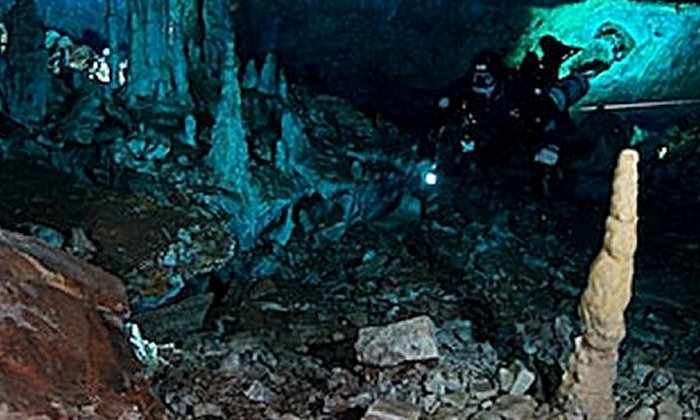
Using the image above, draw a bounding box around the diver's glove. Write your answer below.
[460,135,475,153]
[534,144,560,166]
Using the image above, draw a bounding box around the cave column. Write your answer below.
[125,0,190,102]
[105,0,120,89]
[168,0,189,97]
[204,0,233,71]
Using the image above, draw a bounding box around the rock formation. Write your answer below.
[559,149,639,419]
[0,228,166,418]
[0,0,49,128]
[125,0,189,102]
[206,41,249,191]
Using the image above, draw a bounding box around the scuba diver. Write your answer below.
[428,35,590,194]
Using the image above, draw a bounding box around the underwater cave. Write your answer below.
[0,0,699,418]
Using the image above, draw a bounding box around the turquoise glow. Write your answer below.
[510,0,700,106]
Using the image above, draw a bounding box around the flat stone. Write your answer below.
[131,292,215,342]
[626,406,656,420]
[441,392,469,410]
[498,367,515,392]
[494,395,537,420]
[471,409,502,420]
[655,398,683,420]
[509,364,536,396]
[471,378,498,402]
[362,399,420,420]
[193,402,224,417]
[244,380,277,404]
[355,316,439,367]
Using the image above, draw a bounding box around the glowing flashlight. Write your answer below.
[417,160,438,187]
[657,146,668,160]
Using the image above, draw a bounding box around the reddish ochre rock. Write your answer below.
[0,229,167,419]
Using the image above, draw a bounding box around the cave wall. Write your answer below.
[0,0,128,48]
[235,0,700,126]
[3,0,700,126]
[236,0,538,124]
[512,0,700,127]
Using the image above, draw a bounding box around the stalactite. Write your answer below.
[168,0,190,98]
[105,0,120,90]
[201,0,235,76]
[124,0,190,103]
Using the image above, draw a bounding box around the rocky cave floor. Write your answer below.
[1,142,699,419]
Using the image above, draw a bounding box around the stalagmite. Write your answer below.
[206,41,249,191]
[559,149,639,419]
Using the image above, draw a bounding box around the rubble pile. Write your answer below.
[142,156,699,419]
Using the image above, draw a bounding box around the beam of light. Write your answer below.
[578,98,700,113]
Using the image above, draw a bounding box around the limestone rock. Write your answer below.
[206,41,249,191]
[655,398,682,420]
[494,395,537,420]
[498,367,515,392]
[559,150,639,419]
[258,52,278,95]
[67,226,97,259]
[509,363,536,396]
[0,0,49,128]
[0,229,165,418]
[125,0,190,102]
[471,378,499,402]
[52,93,105,145]
[362,399,420,420]
[19,222,64,248]
[131,293,215,342]
[242,59,259,89]
[355,316,439,367]
[626,406,656,420]
[244,380,277,404]
[181,114,198,147]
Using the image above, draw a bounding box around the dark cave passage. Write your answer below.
[0,0,699,419]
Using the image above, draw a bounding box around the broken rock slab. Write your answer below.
[362,399,421,420]
[131,292,215,342]
[0,228,167,419]
[355,316,439,367]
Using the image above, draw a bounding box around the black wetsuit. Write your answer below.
[447,69,589,168]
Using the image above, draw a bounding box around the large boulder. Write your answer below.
[0,229,166,418]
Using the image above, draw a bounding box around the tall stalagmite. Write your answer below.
[206,41,249,191]
[559,149,639,419]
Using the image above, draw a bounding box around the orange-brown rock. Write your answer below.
[0,229,167,419]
